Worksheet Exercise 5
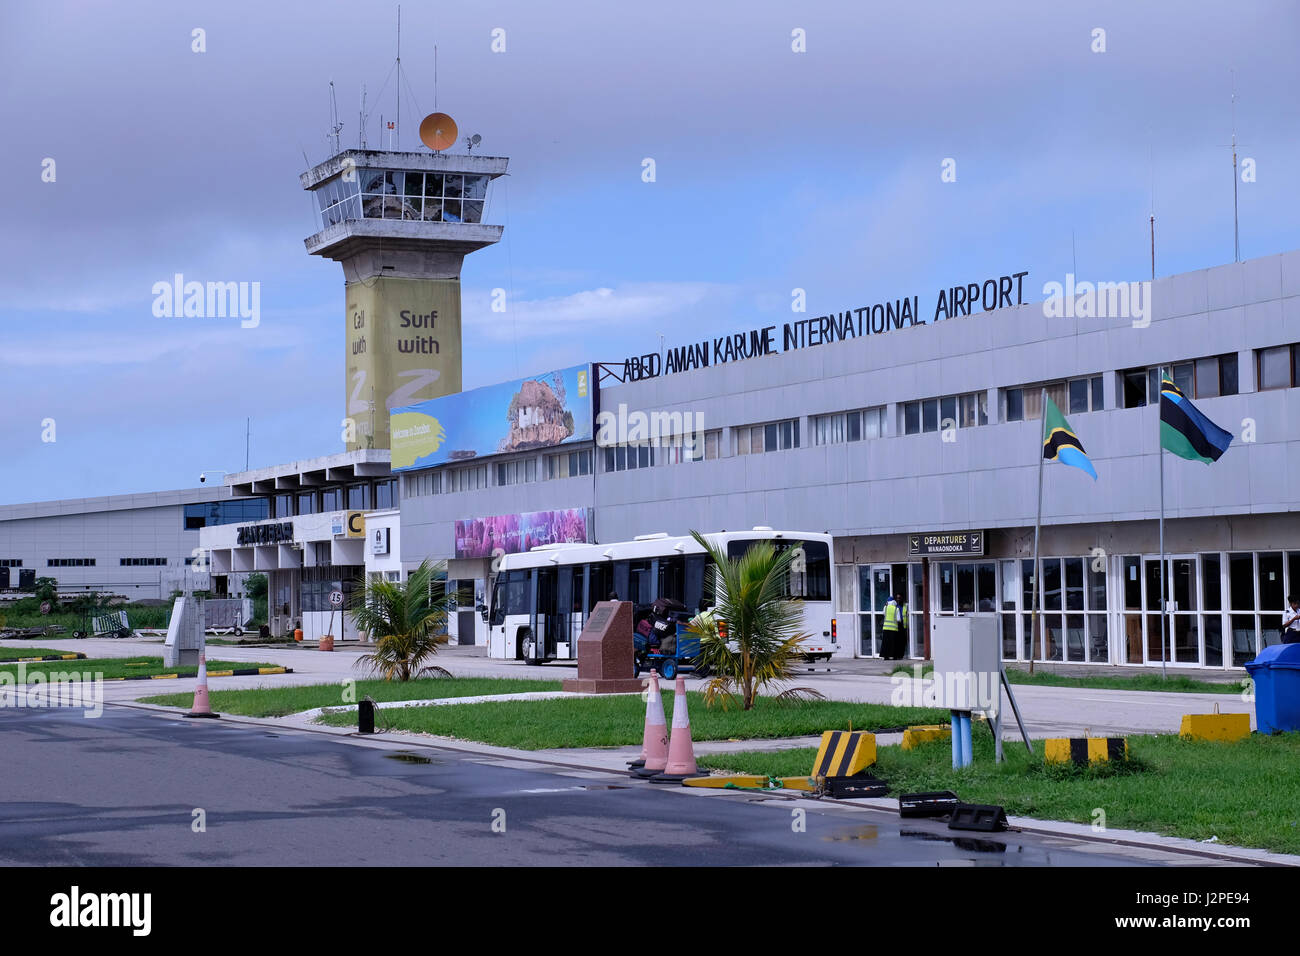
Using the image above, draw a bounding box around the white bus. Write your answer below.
[486,527,840,664]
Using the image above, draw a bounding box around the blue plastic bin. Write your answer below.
[1243,642,1300,734]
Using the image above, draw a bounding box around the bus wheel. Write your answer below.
[660,658,678,680]
[520,632,542,665]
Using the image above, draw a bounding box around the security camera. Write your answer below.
[199,474,206,483]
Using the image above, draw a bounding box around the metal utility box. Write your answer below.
[931,616,1000,715]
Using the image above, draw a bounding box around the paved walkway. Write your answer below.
[0,636,1257,741]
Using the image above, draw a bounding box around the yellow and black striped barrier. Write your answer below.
[1044,736,1128,766]
[812,730,876,776]
[103,666,292,683]
[684,730,877,793]
[5,653,88,663]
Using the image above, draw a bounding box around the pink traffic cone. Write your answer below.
[651,674,698,783]
[632,670,669,778]
[184,653,220,719]
[628,671,653,769]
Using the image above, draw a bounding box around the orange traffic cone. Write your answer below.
[184,652,220,719]
[631,670,669,778]
[651,674,698,783]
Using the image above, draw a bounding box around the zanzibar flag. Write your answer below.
[1043,396,1098,479]
[1160,375,1232,463]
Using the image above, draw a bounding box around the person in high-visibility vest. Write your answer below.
[882,592,909,659]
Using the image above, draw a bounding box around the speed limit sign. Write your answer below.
[328,590,344,608]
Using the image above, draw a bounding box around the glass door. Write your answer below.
[1170,556,1200,664]
[1141,555,1200,665]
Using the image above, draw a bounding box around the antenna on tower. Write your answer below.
[1229,69,1241,263]
[359,83,367,150]
[328,80,344,154]
[1148,131,1156,281]
[395,5,401,149]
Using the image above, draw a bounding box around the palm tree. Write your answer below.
[351,559,454,681]
[688,531,823,710]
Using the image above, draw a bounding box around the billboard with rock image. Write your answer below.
[390,364,593,471]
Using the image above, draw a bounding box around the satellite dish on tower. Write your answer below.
[419,112,458,151]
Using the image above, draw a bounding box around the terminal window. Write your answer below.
[497,457,539,486]
[546,449,593,479]
[1120,354,1237,407]
[404,471,443,497]
[734,419,799,455]
[901,392,986,435]
[47,558,96,567]
[0,559,20,567]
[1005,377,1101,422]
[184,499,270,529]
[812,407,885,445]
[604,443,654,472]
[448,465,489,492]
[1256,344,1300,390]
[119,558,167,566]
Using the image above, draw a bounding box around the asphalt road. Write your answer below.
[0,704,1231,867]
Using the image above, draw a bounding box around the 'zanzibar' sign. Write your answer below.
[622,270,1029,381]
[236,522,294,546]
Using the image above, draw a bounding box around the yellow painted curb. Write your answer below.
[1179,713,1251,743]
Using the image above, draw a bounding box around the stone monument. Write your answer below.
[562,600,645,694]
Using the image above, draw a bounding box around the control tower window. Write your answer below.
[357,169,488,223]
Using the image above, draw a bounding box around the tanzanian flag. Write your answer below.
[1160,374,1232,463]
[1043,396,1098,479]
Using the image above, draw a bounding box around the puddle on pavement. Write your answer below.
[384,752,433,765]
[823,825,880,843]
[900,828,1008,854]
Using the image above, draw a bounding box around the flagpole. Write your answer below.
[1030,387,1046,674]
[1158,369,1168,679]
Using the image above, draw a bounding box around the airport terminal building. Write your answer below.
[388,250,1300,669]
[5,236,1298,668]
[0,486,244,600]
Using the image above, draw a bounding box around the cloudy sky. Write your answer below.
[0,0,1296,503]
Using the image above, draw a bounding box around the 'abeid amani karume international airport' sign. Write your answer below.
[620,270,1029,381]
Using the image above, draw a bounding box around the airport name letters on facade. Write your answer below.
[622,270,1029,381]
[236,522,293,546]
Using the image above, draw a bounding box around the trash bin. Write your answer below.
[1244,643,1300,734]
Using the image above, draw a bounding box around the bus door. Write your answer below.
[554,566,577,659]
[530,567,560,661]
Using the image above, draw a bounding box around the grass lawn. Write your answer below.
[0,657,274,682]
[140,677,565,717]
[314,692,951,749]
[0,646,85,661]
[696,728,1300,855]
[1004,667,1247,694]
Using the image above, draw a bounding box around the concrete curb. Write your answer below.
[101,666,293,682]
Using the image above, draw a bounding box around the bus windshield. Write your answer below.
[725,539,832,601]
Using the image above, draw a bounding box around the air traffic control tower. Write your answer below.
[300,114,508,450]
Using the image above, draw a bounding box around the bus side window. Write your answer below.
[612,561,630,603]
[587,563,611,610]
[659,556,685,604]
[684,554,705,611]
